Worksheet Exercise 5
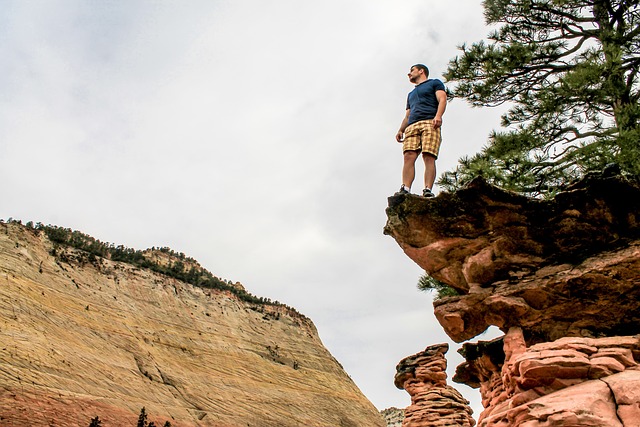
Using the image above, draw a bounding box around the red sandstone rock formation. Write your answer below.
[385,171,640,426]
[394,344,475,427]
[457,328,640,426]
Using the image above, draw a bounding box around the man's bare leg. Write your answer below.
[423,153,436,190]
[402,150,420,190]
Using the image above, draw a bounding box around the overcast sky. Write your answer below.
[1,0,506,418]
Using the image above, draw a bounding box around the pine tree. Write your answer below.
[442,0,640,196]
[417,273,460,299]
[137,407,148,427]
[88,416,102,427]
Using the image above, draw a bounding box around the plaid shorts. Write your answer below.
[402,120,442,157]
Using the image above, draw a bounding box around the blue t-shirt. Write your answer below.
[406,79,446,125]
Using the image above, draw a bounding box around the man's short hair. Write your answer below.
[412,64,429,77]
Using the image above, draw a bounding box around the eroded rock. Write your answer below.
[460,330,640,426]
[385,170,640,426]
[385,175,639,290]
[385,174,640,343]
[394,344,475,427]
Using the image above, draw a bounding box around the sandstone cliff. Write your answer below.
[384,171,640,426]
[0,221,385,427]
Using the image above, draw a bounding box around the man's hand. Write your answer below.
[433,91,446,129]
[397,109,410,142]
[433,116,443,129]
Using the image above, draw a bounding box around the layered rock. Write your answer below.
[384,171,640,426]
[384,173,640,344]
[456,328,640,426]
[393,344,475,427]
[0,221,385,427]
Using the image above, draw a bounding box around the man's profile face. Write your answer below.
[408,66,423,83]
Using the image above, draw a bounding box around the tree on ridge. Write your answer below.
[441,0,640,196]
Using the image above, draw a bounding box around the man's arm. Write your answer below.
[432,90,447,129]
[396,109,411,142]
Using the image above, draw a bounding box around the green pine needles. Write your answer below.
[417,273,460,299]
[442,0,640,196]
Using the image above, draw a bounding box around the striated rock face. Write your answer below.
[0,221,385,427]
[384,171,640,426]
[394,344,475,427]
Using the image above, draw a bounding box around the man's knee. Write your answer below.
[403,150,419,162]
[422,152,436,165]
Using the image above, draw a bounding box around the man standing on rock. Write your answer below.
[395,64,447,198]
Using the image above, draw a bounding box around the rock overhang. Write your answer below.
[385,172,640,345]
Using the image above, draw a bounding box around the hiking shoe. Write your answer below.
[422,188,435,198]
[395,185,410,195]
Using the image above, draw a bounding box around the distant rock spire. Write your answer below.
[394,343,475,427]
